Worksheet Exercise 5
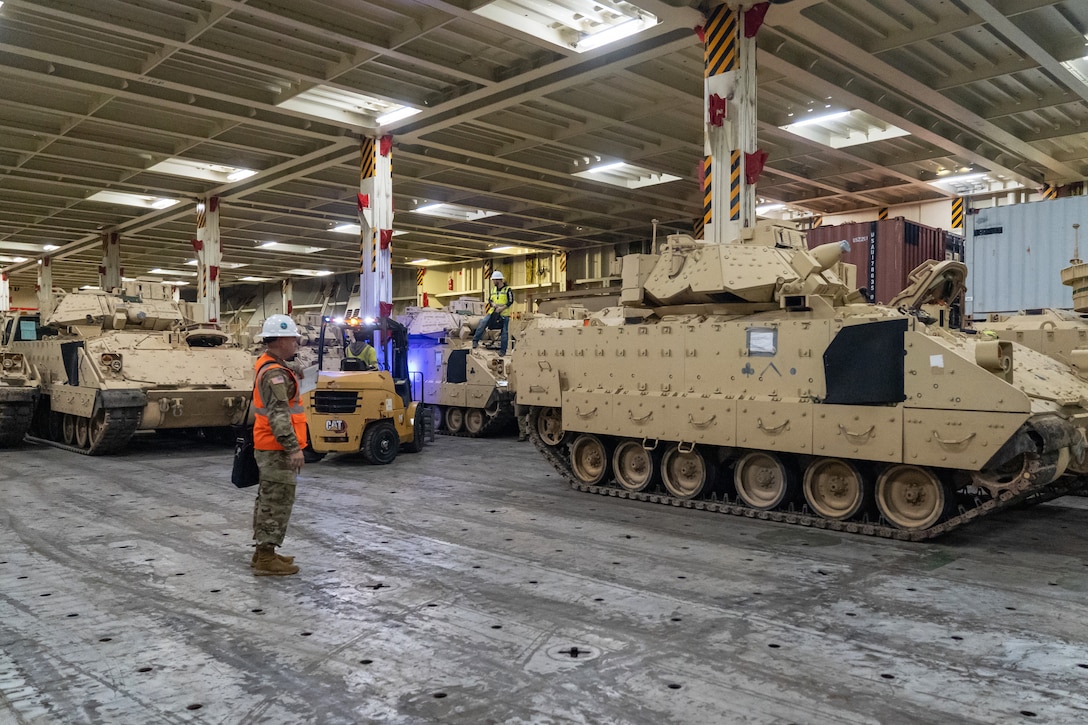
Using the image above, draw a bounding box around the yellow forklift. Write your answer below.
[304,316,429,464]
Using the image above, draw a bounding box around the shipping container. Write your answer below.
[965,196,1088,317]
[806,218,964,304]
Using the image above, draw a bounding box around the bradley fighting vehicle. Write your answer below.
[515,220,1088,540]
[8,280,252,454]
[400,301,517,437]
[978,240,1088,375]
[0,314,41,446]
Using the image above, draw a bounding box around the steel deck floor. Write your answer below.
[2,434,1088,724]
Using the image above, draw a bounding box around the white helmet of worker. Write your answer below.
[490,270,504,281]
[258,314,301,340]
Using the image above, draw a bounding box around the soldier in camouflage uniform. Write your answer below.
[250,314,308,576]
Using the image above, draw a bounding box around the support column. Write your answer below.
[702,2,767,243]
[0,272,9,312]
[37,257,54,320]
[99,232,122,292]
[358,135,394,320]
[281,278,294,316]
[415,267,425,306]
[192,197,222,324]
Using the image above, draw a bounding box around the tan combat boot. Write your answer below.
[250,548,295,567]
[252,544,299,576]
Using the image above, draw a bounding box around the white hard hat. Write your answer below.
[490,270,504,281]
[259,314,301,340]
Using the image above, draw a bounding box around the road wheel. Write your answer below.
[803,457,870,521]
[62,413,76,445]
[464,408,486,436]
[444,407,464,434]
[734,451,800,510]
[361,420,400,465]
[74,415,91,449]
[662,444,717,499]
[876,465,952,531]
[612,440,662,493]
[533,407,566,447]
[570,434,611,485]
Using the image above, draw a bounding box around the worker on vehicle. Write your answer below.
[250,314,307,576]
[345,331,378,370]
[472,270,514,356]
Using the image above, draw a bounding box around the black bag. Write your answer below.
[233,360,277,488]
[231,430,260,488]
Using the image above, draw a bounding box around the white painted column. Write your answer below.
[358,136,394,320]
[281,278,294,316]
[703,3,765,243]
[99,232,122,292]
[193,197,222,324]
[37,257,54,320]
[0,272,9,312]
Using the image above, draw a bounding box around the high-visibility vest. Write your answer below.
[252,353,308,451]
[488,286,514,317]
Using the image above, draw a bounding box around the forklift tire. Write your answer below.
[303,443,326,463]
[302,427,326,463]
[402,411,425,454]
[362,420,400,465]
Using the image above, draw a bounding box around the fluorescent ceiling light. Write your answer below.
[148,268,198,277]
[184,259,247,269]
[405,258,445,267]
[755,203,785,214]
[414,203,499,222]
[929,172,986,186]
[574,17,651,52]
[571,161,681,190]
[257,241,326,254]
[331,223,407,237]
[489,246,537,255]
[147,158,258,183]
[779,109,909,150]
[588,161,626,173]
[927,172,1023,197]
[376,107,421,126]
[474,1,658,54]
[43,244,60,251]
[283,269,333,277]
[785,110,852,128]
[276,86,418,128]
[239,276,272,282]
[86,191,182,210]
[0,242,55,253]
[0,255,27,263]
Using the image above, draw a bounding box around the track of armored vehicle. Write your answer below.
[515,222,1088,540]
[525,408,1086,542]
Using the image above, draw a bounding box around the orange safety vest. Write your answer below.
[252,353,308,451]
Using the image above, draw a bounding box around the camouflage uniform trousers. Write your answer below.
[253,449,297,547]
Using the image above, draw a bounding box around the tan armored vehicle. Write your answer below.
[399,303,517,437]
[8,280,252,454]
[0,314,41,446]
[978,250,1088,374]
[515,221,1088,540]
